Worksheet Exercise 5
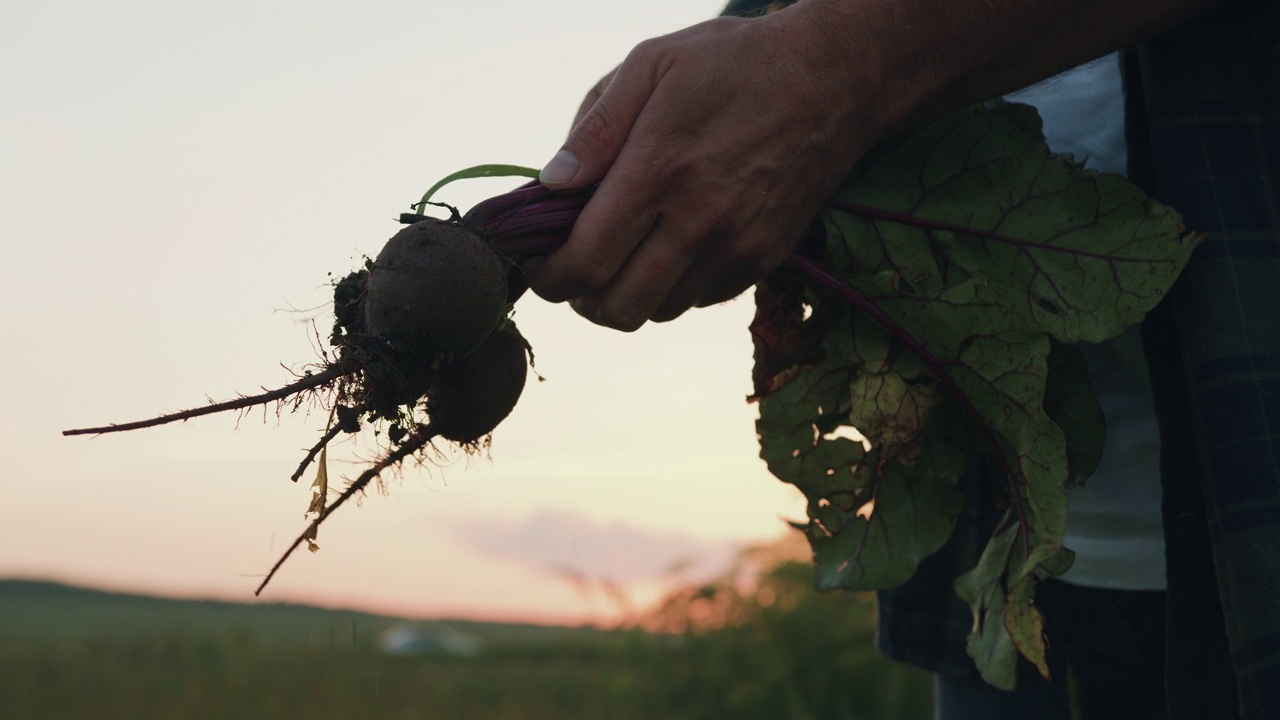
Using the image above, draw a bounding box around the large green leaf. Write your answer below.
[752,101,1199,687]
[822,103,1196,344]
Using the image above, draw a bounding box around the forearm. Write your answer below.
[771,0,1222,138]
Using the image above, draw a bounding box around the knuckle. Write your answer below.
[561,254,615,295]
[595,68,616,94]
[526,255,612,302]
[525,276,570,304]
[702,197,740,237]
[601,304,646,333]
[570,104,619,156]
[627,36,663,65]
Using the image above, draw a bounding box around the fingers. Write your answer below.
[527,44,678,307]
[570,68,617,134]
[568,243,768,329]
[651,265,757,323]
[648,229,789,323]
[540,47,661,190]
[527,54,664,308]
[524,190,659,305]
[567,213,790,330]
[566,216,701,331]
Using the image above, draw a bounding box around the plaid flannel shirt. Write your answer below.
[1130,3,1280,718]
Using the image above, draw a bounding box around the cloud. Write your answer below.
[446,510,739,583]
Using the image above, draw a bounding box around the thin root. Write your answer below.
[290,424,345,483]
[63,362,355,436]
[255,424,439,595]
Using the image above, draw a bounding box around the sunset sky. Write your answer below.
[0,0,810,624]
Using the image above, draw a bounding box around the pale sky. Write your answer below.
[0,0,807,624]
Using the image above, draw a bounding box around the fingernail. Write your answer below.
[540,149,580,186]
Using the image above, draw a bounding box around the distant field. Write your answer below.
[0,579,599,651]
[0,578,932,720]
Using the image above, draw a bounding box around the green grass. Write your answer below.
[0,578,932,720]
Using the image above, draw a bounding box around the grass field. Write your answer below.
[0,576,933,719]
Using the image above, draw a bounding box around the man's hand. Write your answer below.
[525,0,1215,331]
[524,9,879,331]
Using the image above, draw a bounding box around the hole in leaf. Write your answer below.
[823,425,871,451]
[1036,297,1064,316]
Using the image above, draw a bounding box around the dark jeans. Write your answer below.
[934,580,1168,720]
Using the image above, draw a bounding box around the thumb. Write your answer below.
[539,57,655,190]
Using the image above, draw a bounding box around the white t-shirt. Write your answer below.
[1005,54,1167,591]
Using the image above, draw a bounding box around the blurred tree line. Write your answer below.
[634,534,934,720]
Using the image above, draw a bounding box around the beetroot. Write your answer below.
[363,219,508,359]
[63,173,599,595]
[429,322,530,444]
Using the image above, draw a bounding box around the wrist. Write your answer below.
[763,1,937,147]
[753,1,903,169]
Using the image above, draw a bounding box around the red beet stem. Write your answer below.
[466,183,592,258]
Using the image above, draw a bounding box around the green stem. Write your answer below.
[413,164,540,214]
